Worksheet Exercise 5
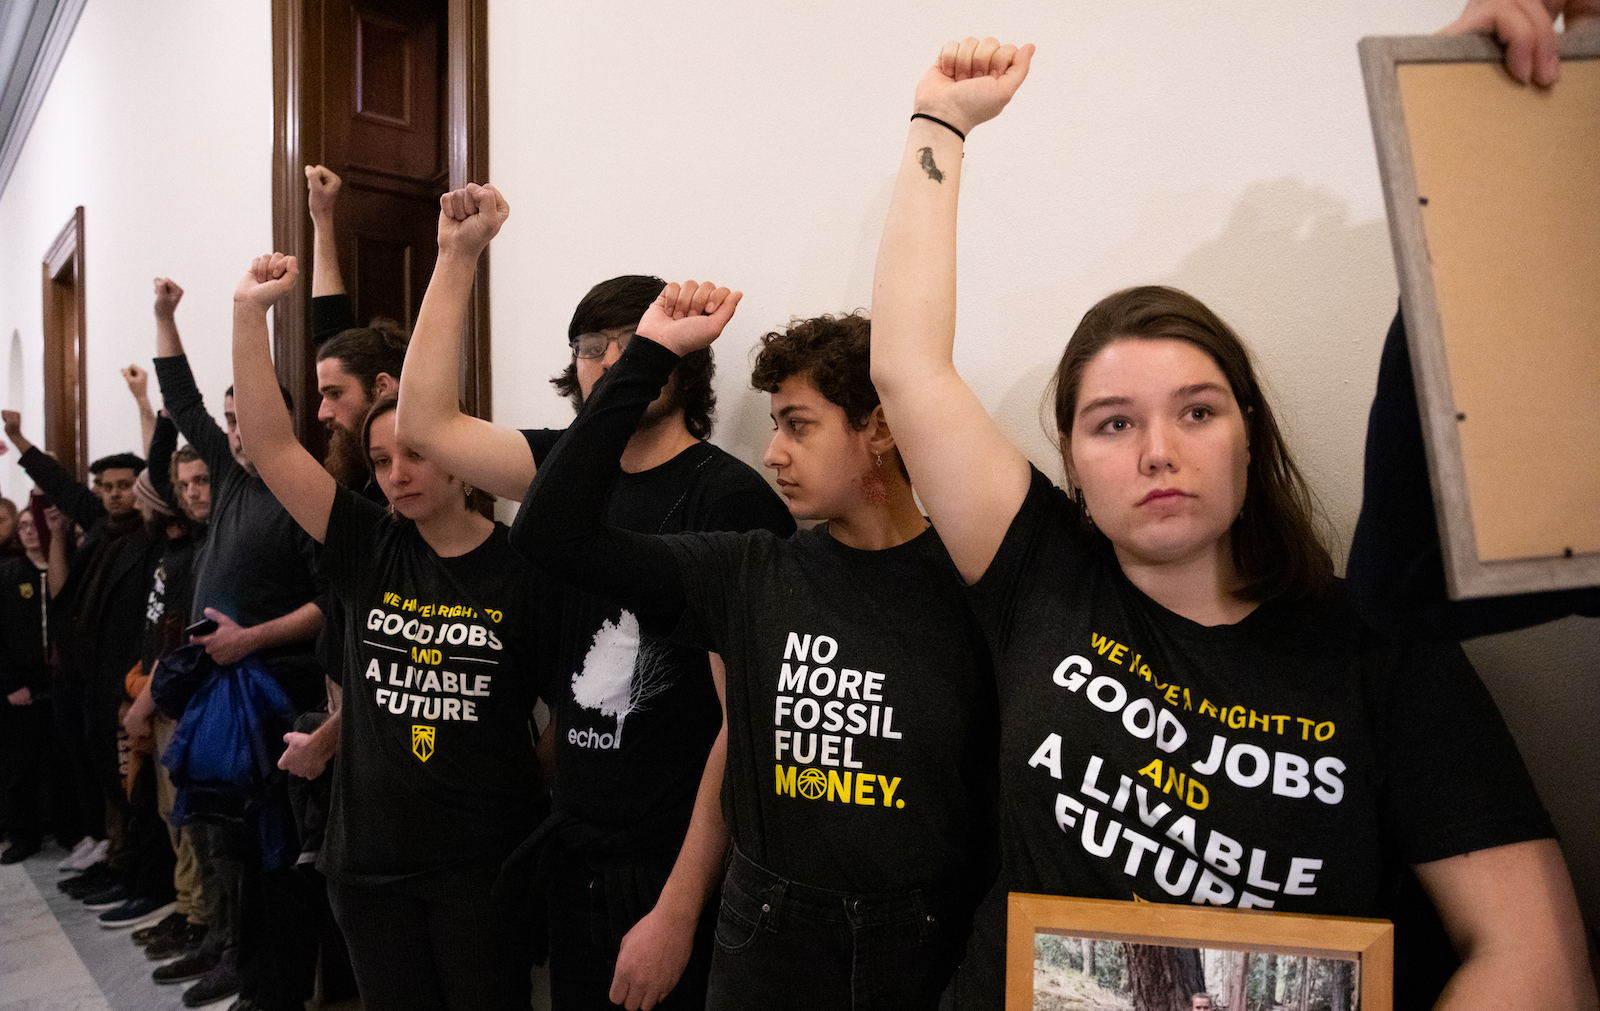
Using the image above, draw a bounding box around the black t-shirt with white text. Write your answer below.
[522,429,794,845]
[317,487,549,887]
[961,467,1553,1005]
[669,524,999,895]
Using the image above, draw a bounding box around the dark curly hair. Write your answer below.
[750,311,877,428]
[549,275,716,440]
[317,318,409,397]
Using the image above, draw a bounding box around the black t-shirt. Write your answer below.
[0,558,49,695]
[143,535,198,675]
[669,524,998,894]
[317,487,548,887]
[522,428,795,841]
[154,356,325,709]
[962,467,1553,1004]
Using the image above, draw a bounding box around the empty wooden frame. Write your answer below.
[1008,893,1393,1011]
[1360,31,1600,599]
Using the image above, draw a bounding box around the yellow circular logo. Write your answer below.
[796,767,826,800]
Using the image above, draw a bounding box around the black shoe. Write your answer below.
[59,862,116,897]
[82,883,132,910]
[181,954,240,1007]
[99,895,178,929]
[147,921,207,960]
[132,911,189,946]
[153,948,219,984]
[225,1000,260,1011]
[0,838,40,863]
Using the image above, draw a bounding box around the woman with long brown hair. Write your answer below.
[868,34,1594,1011]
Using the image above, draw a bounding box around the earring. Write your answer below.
[874,452,883,468]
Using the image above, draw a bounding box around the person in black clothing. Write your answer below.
[0,504,66,863]
[235,250,548,1011]
[150,277,326,1010]
[1345,310,1600,640]
[515,285,1000,1010]
[2,410,158,892]
[396,186,796,1011]
[866,32,1593,1011]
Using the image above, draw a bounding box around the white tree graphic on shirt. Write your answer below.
[571,610,673,747]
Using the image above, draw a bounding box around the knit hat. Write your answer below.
[133,472,175,518]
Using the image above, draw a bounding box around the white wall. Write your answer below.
[486,0,1599,927]
[0,0,273,497]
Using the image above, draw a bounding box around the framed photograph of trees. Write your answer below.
[1007,893,1393,1011]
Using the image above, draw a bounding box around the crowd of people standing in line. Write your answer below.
[1,2,1597,1010]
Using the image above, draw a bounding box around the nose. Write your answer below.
[762,432,786,470]
[600,340,624,372]
[1141,420,1177,475]
[317,397,334,423]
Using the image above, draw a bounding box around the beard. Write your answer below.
[635,371,684,432]
[323,423,369,489]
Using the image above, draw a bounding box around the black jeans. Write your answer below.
[707,849,967,1011]
[327,865,531,1011]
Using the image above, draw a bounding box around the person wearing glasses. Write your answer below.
[395,184,794,1011]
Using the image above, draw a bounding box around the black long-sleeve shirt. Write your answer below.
[1346,310,1600,640]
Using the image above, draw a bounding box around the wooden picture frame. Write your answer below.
[1358,31,1600,599]
[1008,893,1393,1011]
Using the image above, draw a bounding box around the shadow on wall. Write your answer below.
[1162,177,1395,563]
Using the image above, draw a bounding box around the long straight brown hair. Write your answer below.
[1049,286,1333,602]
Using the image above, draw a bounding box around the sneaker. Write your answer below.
[59,863,117,897]
[99,896,177,929]
[0,837,41,864]
[181,954,240,1008]
[153,948,219,984]
[132,911,189,946]
[82,883,132,910]
[146,922,207,960]
[86,838,110,865]
[57,835,96,871]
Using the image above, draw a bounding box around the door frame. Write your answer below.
[41,205,87,481]
[270,0,490,442]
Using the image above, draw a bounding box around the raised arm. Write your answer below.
[870,37,1034,584]
[307,165,347,298]
[146,412,179,508]
[512,281,740,618]
[151,278,234,476]
[395,183,535,500]
[121,365,157,455]
[4,411,105,530]
[231,254,337,542]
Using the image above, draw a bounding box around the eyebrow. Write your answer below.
[1077,383,1232,419]
[774,404,815,420]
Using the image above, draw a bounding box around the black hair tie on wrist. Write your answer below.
[910,113,966,142]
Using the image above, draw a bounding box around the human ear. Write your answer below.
[373,373,399,399]
[864,405,897,456]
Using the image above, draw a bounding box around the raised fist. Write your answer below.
[634,280,742,358]
[153,277,184,319]
[914,37,1034,137]
[1,410,21,442]
[306,165,343,221]
[121,365,150,401]
[437,183,510,260]
[234,253,299,310]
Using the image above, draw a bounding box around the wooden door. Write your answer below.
[41,207,86,481]
[272,0,489,445]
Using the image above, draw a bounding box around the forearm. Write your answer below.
[21,448,104,528]
[310,215,345,297]
[869,120,965,400]
[47,537,69,597]
[653,723,730,924]
[396,250,534,499]
[155,313,184,359]
[153,356,232,472]
[243,600,324,652]
[147,415,178,505]
[512,338,688,618]
[305,700,342,761]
